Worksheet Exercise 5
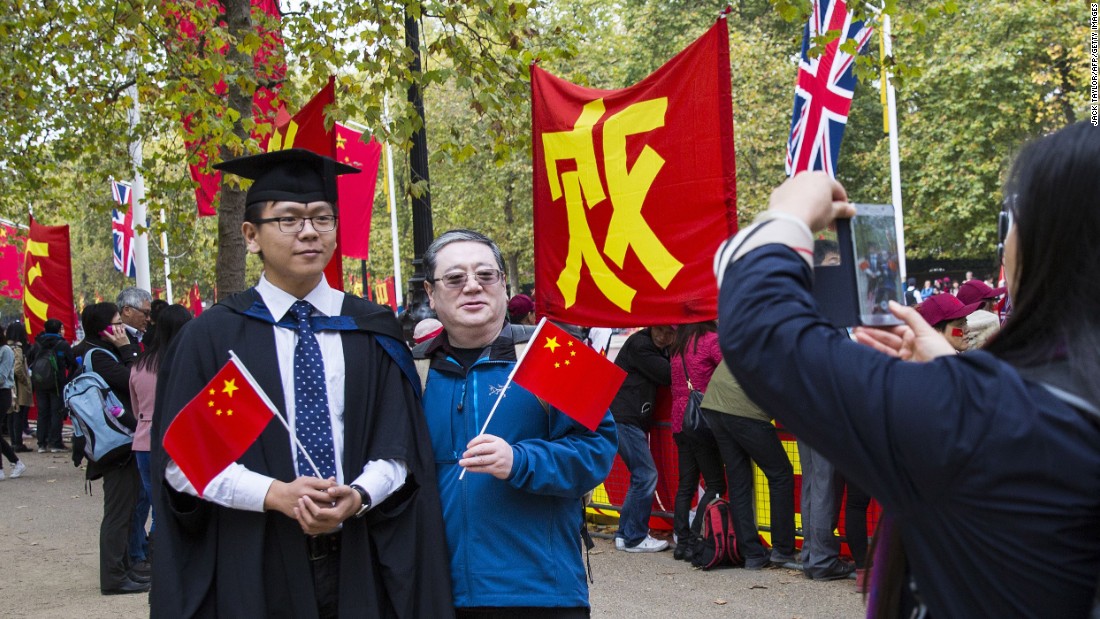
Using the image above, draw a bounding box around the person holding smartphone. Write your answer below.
[72,303,145,594]
[713,122,1100,617]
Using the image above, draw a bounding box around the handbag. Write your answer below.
[680,356,712,440]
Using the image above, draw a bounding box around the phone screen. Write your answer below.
[851,204,905,326]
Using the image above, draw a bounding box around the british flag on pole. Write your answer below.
[111,180,136,278]
[785,0,873,178]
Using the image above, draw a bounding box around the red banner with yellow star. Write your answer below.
[512,319,626,431]
[22,218,75,339]
[163,356,276,495]
[531,17,738,327]
[335,123,382,260]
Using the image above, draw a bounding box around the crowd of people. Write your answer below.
[4,121,1097,618]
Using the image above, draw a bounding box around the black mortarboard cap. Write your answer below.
[213,148,359,207]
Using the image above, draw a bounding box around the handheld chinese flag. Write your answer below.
[163,353,276,495]
[512,319,626,431]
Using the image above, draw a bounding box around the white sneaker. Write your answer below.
[10,461,25,479]
[623,535,669,553]
[614,537,625,550]
[0,469,5,481]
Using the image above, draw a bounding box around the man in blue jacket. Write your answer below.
[414,229,617,618]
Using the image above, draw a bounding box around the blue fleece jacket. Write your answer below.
[419,329,617,609]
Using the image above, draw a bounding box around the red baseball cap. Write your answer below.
[916,294,981,326]
[956,280,1006,305]
[508,294,535,318]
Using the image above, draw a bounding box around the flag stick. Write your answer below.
[458,317,549,480]
[228,350,325,479]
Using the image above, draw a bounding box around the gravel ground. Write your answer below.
[1,447,864,618]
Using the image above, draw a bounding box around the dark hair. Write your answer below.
[423,229,506,282]
[43,318,63,335]
[5,322,27,346]
[81,302,119,340]
[136,304,193,374]
[813,239,840,265]
[984,122,1100,406]
[670,320,717,357]
[150,299,169,321]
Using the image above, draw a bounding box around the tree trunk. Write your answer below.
[213,0,254,300]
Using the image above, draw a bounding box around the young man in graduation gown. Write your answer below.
[150,149,453,619]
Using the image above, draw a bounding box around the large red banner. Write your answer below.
[23,219,75,339]
[531,18,738,327]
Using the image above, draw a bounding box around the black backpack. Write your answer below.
[30,348,60,391]
[690,497,742,570]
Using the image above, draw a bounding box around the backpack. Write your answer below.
[63,348,133,465]
[690,497,742,570]
[30,348,60,391]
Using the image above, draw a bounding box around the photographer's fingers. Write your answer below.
[769,172,853,232]
[852,327,907,357]
[887,301,957,361]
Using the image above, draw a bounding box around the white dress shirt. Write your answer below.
[166,274,407,512]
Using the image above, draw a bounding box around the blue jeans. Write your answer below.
[129,451,152,562]
[615,422,658,547]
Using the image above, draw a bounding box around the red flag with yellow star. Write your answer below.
[163,356,276,495]
[511,319,626,431]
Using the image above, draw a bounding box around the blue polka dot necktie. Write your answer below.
[290,300,337,480]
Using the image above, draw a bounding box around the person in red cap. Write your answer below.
[914,294,982,352]
[956,279,1006,313]
[507,293,537,325]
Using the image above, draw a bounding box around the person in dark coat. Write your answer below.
[150,149,452,619]
[713,122,1100,618]
[26,318,77,452]
[610,325,675,553]
[72,302,146,594]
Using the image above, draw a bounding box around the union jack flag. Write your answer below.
[785,0,874,178]
[111,180,136,278]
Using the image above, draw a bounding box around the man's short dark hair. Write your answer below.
[43,318,63,334]
[423,229,506,282]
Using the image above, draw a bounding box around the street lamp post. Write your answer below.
[398,7,436,343]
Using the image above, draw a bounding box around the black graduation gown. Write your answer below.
[149,290,454,618]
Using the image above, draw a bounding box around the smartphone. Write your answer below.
[851,204,905,327]
[811,204,904,328]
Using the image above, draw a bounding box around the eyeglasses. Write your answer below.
[110,322,124,327]
[431,269,504,289]
[254,215,338,234]
[126,306,151,317]
[997,210,1013,265]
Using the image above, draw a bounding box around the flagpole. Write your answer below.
[126,80,153,292]
[882,12,906,280]
[160,208,173,302]
[458,317,548,480]
[228,350,324,479]
[383,98,404,310]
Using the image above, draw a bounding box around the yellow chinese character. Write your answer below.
[541,97,683,311]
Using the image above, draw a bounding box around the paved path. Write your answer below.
[1,447,864,617]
